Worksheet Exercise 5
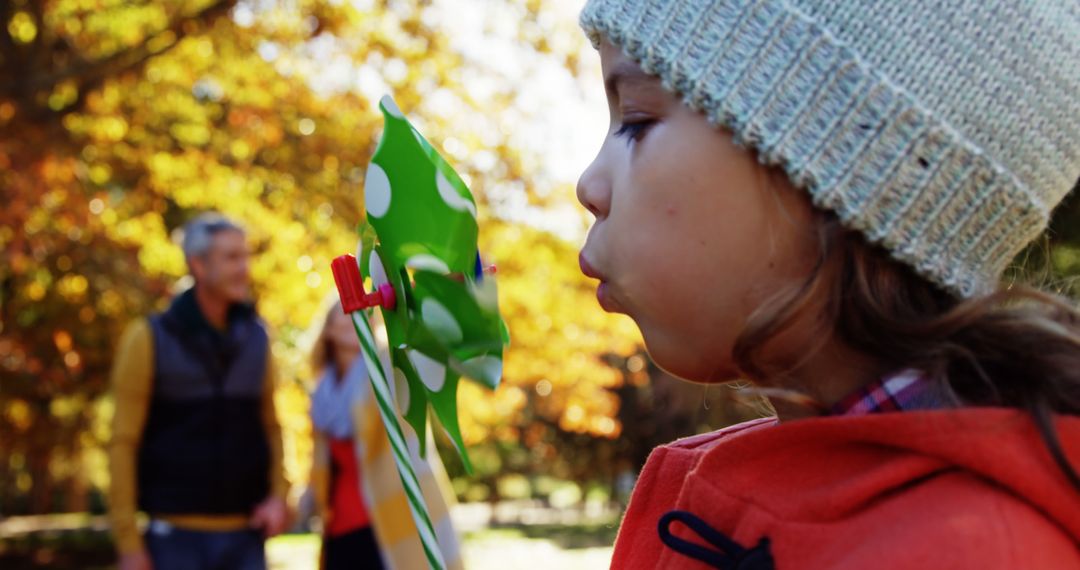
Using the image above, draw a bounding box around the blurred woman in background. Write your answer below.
[309,302,463,570]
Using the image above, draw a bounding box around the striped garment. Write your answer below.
[830,369,939,416]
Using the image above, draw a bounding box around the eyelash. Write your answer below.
[614,119,655,143]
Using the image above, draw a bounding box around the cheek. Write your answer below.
[608,195,748,380]
[614,133,768,304]
[335,320,357,345]
[630,257,744,382]
[607,120,808,381]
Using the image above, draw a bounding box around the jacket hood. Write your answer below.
[691,409,1080,541]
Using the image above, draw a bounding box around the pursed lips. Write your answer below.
[579,251,625,313]
[578,252,605,281]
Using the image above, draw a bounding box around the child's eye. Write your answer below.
[614,119,655,143]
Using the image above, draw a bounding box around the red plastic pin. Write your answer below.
[331,254,396,313]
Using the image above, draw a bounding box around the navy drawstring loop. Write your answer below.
[657,510,774,569]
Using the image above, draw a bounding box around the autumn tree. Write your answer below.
[0,0,645,514]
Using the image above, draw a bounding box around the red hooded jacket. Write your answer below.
[611,409,1080,569]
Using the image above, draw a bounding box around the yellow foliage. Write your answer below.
[2,0,646,503]
[8,11,37,44]
[56,275,89,300]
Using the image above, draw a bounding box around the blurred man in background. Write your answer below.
[108,213,288,570]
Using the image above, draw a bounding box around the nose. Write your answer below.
[576,144,612,220]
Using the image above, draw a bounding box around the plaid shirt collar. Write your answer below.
[831,369,939,416]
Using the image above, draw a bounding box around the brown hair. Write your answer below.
[310,301,343,375]
[733,212,1080,489]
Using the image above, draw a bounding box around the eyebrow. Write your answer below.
[604,61,654,96]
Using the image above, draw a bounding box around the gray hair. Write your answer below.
[181,213,244,260]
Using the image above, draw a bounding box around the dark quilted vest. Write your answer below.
[137,289,270,515]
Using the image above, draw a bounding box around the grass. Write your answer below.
[465,521,619,550]
[461,524,614,570]
[1,517,616,569]
[267,534,319,570]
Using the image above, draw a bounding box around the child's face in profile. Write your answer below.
[577,41,819,383]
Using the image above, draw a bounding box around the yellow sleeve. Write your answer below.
[107,320,153,554]
[261,354,289,500]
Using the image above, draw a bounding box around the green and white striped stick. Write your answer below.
[348,308,446,570]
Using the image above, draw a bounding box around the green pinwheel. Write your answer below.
[357,94,508,472]
[332,95,508,569]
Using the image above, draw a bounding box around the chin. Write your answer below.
[226,287,251,304]
[640,338,701,382]
[641,329,738,385]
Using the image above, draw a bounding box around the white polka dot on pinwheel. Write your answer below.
[393,366,410,413]
[436,169,477,218]
[471,279,499,312]
[422,298,463,344]
[461,355,503,386]
[408,349,446,393]
[380,95,405,119]
[364,163,392,218]
[369,250,389,288]
[405,254,450,274]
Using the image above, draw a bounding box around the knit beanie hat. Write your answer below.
[580,0,1080,298]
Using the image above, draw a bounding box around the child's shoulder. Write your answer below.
[619,411,1080,568]
[663,417,777,453]
[819,468,1080,569]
